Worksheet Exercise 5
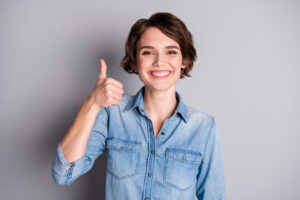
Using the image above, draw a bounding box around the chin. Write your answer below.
[139,74,179,92]
[144,83,176,92]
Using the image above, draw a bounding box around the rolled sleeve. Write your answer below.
[52,142,86,185]
[51,107,109,186]
[196,117,226,200]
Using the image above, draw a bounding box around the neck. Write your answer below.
[143,86,178,121]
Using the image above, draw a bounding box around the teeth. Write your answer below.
[151,71,170,77]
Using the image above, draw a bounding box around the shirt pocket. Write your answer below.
[106,137,141,179]
[163,148,203,191]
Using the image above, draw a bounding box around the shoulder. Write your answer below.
[185,104,215,129]
[186,104,214,121]
[183,105,219,145]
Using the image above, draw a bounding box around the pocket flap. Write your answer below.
[165,148,202,163]
[106,137,141,152]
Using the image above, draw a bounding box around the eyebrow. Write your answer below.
[138,45,180,51]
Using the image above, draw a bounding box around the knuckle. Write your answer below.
[105,84,111,90]
[116,81,122,87]
[105,91,111,97]
[104,80,110,86]
[104,78,111,84]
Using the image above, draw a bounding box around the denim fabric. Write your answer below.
[52,86,226,200]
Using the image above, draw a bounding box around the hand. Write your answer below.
[89,59,124,109]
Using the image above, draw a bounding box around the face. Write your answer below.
[134,27,186,92]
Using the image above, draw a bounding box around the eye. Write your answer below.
[142,51,151,55]
[168,50,178,55]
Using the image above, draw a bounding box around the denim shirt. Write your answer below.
[52,86,226,200]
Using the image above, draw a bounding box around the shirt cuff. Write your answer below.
[52,142,85,185]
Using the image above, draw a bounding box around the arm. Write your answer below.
[51,59,123,185]
[196,117,226,200]
[60,98,101,164]
[51,101,109,186]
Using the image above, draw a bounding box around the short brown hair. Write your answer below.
[120,12,197,79]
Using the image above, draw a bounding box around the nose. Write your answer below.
[153,52,166,67]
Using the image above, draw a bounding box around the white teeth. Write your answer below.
[151,71,170,77]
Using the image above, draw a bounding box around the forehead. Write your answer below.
[137,27,179,48]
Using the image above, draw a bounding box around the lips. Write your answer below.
[149,70,172,78]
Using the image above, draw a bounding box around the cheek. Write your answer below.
[137,57,153,70]
[169,57,183,69]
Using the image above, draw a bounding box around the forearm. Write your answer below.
[60,96,101,163]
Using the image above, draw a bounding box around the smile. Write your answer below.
[149,70,171,78]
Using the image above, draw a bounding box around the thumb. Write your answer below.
[99,59,107,79]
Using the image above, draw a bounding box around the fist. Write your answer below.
[89,59,124,109]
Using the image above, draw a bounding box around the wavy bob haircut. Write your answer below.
[120,12,197,79]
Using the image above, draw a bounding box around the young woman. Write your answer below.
[52,12,226,200]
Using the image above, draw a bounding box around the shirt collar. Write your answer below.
[123,86,188,123]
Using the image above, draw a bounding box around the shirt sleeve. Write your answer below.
[196,117,226,200]
[51,107,109,186]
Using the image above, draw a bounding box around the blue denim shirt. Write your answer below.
[52,86,226,200]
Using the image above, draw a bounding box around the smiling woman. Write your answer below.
[52,12,226,200]
[120,12,196,79]
[134,27,185,92]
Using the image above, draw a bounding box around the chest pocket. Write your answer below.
[106,137,141,179]
[164,148,203,191]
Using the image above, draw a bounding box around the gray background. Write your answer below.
[0,0,299,199]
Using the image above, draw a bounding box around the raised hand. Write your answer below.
[89,59,124,109]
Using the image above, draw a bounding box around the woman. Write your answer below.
[52,12,226,200]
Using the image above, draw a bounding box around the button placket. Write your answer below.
[143,119,155,199]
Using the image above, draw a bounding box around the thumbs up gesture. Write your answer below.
[88,59,124,109]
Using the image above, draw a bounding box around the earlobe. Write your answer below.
[131,64,136,70]
[182,60,188,69]
[131,64,138,73]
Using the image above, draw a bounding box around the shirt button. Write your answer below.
[140,109,144,112]
[151,150,155,154]
[120,146,124,150]
[145,198,149,200]
[161,132,165,135]
[149,127,153,131]
[148,173,152,177]
[182,155,186,160]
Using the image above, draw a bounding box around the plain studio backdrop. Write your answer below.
[0,0,299,199]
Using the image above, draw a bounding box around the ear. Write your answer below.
[182,60,188,69]
[131,64,138,73]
